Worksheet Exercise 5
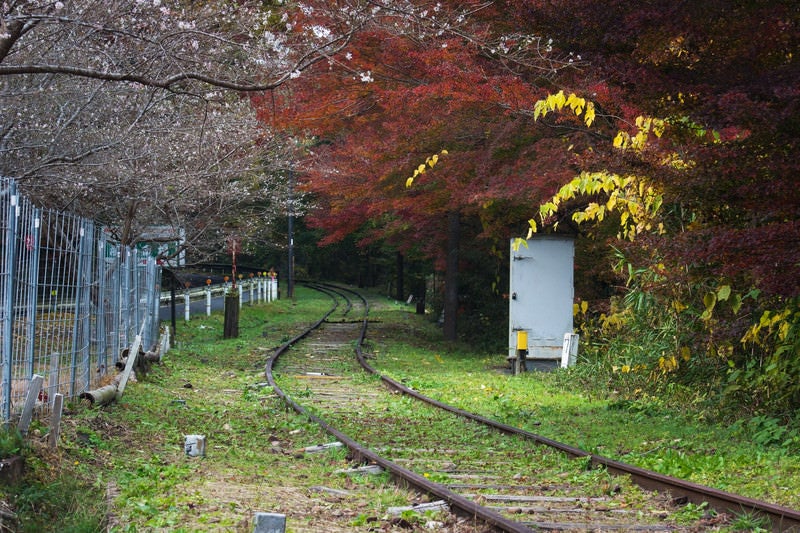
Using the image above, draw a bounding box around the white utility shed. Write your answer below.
[508,235,575,370]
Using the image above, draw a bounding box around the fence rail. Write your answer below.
[0,178,162,423]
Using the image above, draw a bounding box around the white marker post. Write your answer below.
[560,333,580,368]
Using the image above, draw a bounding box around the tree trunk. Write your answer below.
[415,277,426,315]
[223,294,239,338]
[396,252,404,302]
[443,210,460,341]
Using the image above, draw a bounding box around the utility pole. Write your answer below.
[287,169,295,299]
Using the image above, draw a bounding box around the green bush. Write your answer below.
[0,428,25,459]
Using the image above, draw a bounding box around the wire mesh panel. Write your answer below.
[0,181,21,420]
[10,192,42,413]
[36,209,93,403]
[95,229,121,374]
[0,178,164,423]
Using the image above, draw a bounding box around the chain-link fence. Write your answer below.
[0,178,163,423]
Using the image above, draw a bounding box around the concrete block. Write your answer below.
[253,512,286,533]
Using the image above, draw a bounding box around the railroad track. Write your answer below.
[266,283,800,532]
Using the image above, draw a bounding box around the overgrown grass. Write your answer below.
[4,285,798,532]
[366,293,800,510]
[2,287,417,532]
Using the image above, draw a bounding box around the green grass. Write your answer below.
[4,285,799,532]
[366,295,800,510]
[3,287,452,532]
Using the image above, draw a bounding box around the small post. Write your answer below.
[48,353,60,407]
[18,374,44,436]
[48,393,64,448]
[268,269,277,301]
[514,330,528,375]
[205,278,212,317]
[223,236,241,337]
[561,333,580,368]
[116,335,142,401]
[249,273,255,305]
[184,282,191,321]
[223,293,239,339]
[253,512,286,533]
[160,326,171,355]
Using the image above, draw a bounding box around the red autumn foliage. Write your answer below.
[255,0,799,303]
[255,3,578,267]
[506,0,800,297]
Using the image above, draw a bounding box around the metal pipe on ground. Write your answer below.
[79,384,118,406]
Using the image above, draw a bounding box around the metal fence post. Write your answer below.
[110,245,122,366]
[95,236,107,375]
[80,221,95,392]
[24,209,41,377]
[69,221,87,397]
[1,181,19,422]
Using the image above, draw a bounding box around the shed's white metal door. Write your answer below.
[508,236,574,368]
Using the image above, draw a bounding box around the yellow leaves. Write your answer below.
[613,131,627,149]
[568,94,584,114]
[526,92,677,245]
[742,307,796,345]
[779,321,791,341]
[530,171,663,242]
[658,354,679,374]
[614,116,667,152]
[404,149,448,188]
[532,90,595,127]
[680,346,691,362]
[573,300,589,316]
[584,101,596,127]
[611,363,646,374]
[600,310,629,332]
[522,218,538,241]
[661,152,695,170]
[583,202,605,222]
[511,237,528,251]
[701,284,736,321]
[702,292,716,313]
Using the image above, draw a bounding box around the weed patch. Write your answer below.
[5,286,799,531]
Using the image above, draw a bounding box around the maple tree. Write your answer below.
[258,0,800,410]
[510,0,799,293]
[259,0,580,339]
[513,2,797,297]
[511,0,800,412]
